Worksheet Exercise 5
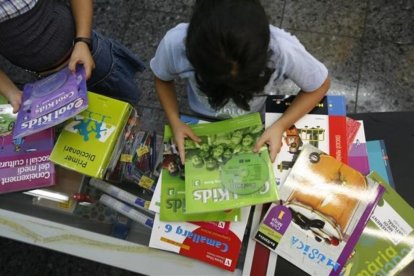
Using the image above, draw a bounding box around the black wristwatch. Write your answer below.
[74,37,92,50]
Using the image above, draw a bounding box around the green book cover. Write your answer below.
[0,95,7,104]
[160,124,241,222]
[50,92,132,178]
[342,172,414,276]
[184,112,279,214]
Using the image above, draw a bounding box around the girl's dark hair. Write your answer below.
[186,0,273,111]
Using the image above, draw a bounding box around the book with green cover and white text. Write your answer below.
[50,92,133,178]
[159,124,241,222]
[184,112,279,214]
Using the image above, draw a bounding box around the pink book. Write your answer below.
[0,128,55,194]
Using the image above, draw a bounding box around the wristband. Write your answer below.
[74,37,92,49]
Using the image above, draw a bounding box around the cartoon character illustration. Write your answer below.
[73,111,111,141]
[13,137,25,152]
[284,125,303,154]
[163,152,184,178]
[73,113,94,141]
[91,114,109,139]
[299,125,325,148]
[0,105,17,136]
[277,125,325,172]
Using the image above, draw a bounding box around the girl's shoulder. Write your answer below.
[163,23,189,44]
[269,25,304,50]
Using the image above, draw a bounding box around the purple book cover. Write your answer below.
[13,65,88,139]
[333,180,384,276]
[0,128,56,194]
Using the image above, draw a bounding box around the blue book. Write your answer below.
[366,140,396,189]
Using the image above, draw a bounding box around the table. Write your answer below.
[0,112,413,275]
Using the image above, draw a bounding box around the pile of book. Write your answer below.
[147,113,279,271]
[146,95,414,275]
[0,66,161,220]
[241,95,414,276]
[1,66,413,275]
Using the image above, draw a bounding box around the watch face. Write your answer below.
[31,69,68,97]
[220,153,268,195]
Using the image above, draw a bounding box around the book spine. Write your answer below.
[100,104,133,178]
[328,115,348,164]
[248,204,273,276]
[99,194,153,229]
[327,96,348,164]
[367,140,396,188]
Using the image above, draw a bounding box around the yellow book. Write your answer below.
[50,92,132,178]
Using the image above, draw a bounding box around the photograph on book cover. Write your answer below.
[265,95,347,187]
[183,113,278,214]
[159,125,241,222]
[255,144,384,276]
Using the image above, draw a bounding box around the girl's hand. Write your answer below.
[171,120,201,164]
[7,89,22,113]
[253,122,285,162]
[68,42,95,79]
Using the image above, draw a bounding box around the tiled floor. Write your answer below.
[0,0,413,275]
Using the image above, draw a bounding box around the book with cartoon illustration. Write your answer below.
[265,95,348,187]
[0,104,17,136]
[341,172,414,275]
[149,207,251,272]
[50,92,133,178]
[13,65,88,139]
[184,112,278,214]
[158,124,241,222]
[254,144,385,276]
[0,128,55,194]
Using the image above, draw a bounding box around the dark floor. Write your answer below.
[0,0,413,275]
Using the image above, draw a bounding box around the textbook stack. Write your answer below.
[242,95,414,276]
[0,67,162,224]
[2,71,414,276]
[148,113,279,271]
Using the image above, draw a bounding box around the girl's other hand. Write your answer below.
[68,42,95,79]
[253,122,285,162]
[7,89,22,113]
[171,120,201,164]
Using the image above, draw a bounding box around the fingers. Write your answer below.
[253,135,266,153]
[68,59,77,73]
[187,131,201,144]
[176,138,186,164]
[254,131,282,162]
[68,44,95,79]
[83,62,93,80]
[10,91,22,113]
[268,144,279,163]
[12,104,20,113]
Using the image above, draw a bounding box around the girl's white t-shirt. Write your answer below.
[150,23,328,119]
